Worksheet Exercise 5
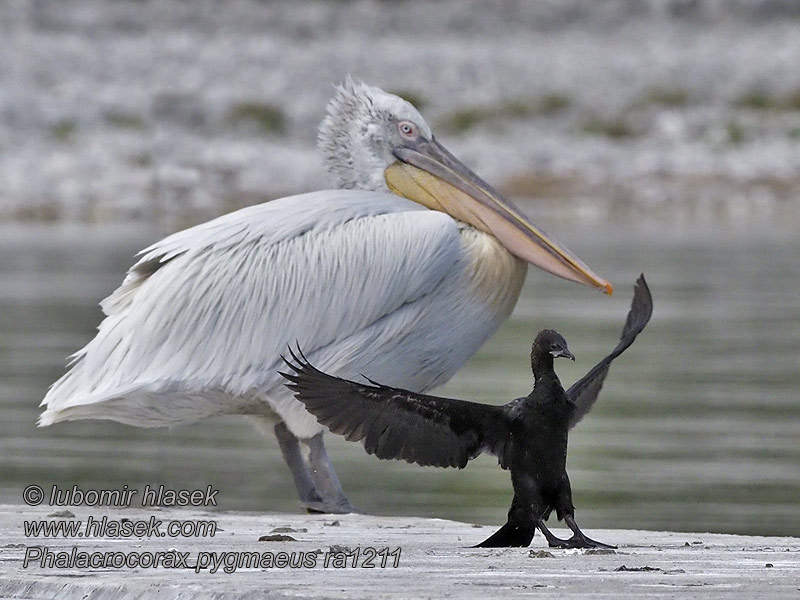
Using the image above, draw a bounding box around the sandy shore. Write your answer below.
[1,504,798,599]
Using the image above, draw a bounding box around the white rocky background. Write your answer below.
[2,0,799,225]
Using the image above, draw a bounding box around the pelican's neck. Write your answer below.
[317,123,389,191]
[459,227,527,321]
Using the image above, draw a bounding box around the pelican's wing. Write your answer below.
[282,349,509,468]
[39,191,464,427]
[567,274,653,429]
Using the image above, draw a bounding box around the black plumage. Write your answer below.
[282,275,653,548]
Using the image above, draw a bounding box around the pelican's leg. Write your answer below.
[273,421,328,512]
[306,432,359,514]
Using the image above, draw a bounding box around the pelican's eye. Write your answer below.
[398,120,418,139]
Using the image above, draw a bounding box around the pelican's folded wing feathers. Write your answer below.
[39,191,464,427]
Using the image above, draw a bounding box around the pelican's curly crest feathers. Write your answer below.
[317,77,431,191]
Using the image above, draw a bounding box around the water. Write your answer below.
[1,218,798,537]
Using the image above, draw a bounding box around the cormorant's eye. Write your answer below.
[398,121,418,139]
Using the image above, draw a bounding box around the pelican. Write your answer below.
[40,79,612,513]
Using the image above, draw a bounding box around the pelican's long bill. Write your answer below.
[385,138,613,295]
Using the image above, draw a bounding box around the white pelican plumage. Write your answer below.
[40,79,611,513]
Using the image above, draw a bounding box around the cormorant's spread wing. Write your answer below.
[282,348,508,469]
[567,274,653,429]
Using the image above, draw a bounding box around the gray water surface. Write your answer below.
[1,219,798,537]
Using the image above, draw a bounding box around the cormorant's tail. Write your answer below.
[473,521,535,548]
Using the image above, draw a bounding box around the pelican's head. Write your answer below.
[318,78,612,294]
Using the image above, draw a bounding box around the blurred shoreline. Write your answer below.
[2,0,799,224]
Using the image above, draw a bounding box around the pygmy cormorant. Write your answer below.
[282,275,653,548]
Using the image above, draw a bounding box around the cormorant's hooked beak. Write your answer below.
[385,137,613,295]
[551,348,576,361]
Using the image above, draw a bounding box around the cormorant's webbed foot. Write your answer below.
[537,517,616,550]
[474,520,535,548]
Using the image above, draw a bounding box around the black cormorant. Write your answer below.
[282,275,653,548]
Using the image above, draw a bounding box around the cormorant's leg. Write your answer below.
[563,514,616,549]
[273,422,328,513]
[536,514,615,549]
[474,496,536,548]
[306,432,358,514]
[535,518,573,547]
[535,473,615,548]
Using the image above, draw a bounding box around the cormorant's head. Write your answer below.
[532,329,575,362]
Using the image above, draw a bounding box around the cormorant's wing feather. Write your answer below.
[567,274,653,428]
[282,347,508,469]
